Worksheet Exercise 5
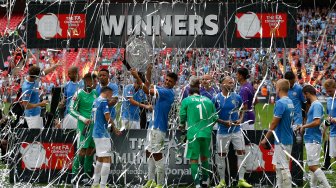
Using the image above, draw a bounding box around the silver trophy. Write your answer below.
[125,36,153,73]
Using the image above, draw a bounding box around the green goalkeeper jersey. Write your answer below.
[70,89,98,119]
[180,94,218,140]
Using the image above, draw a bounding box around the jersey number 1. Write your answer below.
[196,104,203,120]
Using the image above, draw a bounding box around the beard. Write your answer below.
[306,97,311,104]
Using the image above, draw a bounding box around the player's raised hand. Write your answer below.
[130,68,138,77]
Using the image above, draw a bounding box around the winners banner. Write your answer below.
[26,2,296,48]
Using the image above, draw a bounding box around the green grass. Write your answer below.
[254,103,274,130]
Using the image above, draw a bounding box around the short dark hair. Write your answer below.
[99,68,109,74]
[189,79,200,95]
[284,71,295,80]
[83,72,97,83]
[100,86,113,94]
[28,66,41,76]
[189,86,200,95]
[167,72,178,82]
[302,85,316,95]
[237,68,249,79]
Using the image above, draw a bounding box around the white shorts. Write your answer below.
[25,116,43,129]
[145,129,166,154]
[241,122,254,130]
[330,136,336,158]
[94,138,112,157]
[121,119,140,130]
[305,143,321,166]
[272,144,292,169]
[62,114,77,129]
[216,131,245,154]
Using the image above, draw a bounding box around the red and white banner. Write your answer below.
[36,13,86,39]
[20,142,75,170]
[235,12,287,39]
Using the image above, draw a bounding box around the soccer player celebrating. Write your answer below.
[60,66,82,129]
[96,69,119,124]
[260,79,294,188]
[213,76,252,188]
[130,67,178,188]
[284,71,306,142]
[236,68,255,130]
[91,87,121,188]
[121,74,152,130]
[69,72,98,184]
[62,66,81,115]
[324,79,336,167]
[298,85,331,188]
[179,78,218,188]
[21,63,61,128]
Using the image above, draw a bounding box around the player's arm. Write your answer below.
[21,100,48,109]
[260,100,284,148]
[58,86,66,109]
[211,103,219,125]
[42,61,62,76]
[239,88,250,112]
[216,119,232,127]
[260,116,281,148]
[265,117,281,139]
[69,92,90,125]
[179,100,187,129]
[21,89,48,109]
[145,64,152,88]
[299,104,323,134]
[104,112,120,135]
[129,97,152,111]
[234,97,245,125]
[108,85,119,106]
[130,68,150,95]
[301,118,321,129]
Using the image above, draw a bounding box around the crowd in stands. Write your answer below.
[0,7,336,103]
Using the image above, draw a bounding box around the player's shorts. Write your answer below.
[216,131,245,154]
[305,143,321,166]
[241,122,254,130]
[94,138,112,157]
[121,119,140,130]
[185,137,211,159]
[77,122,95,149]
[145,129,165,153]
[272,144,292,169]
[330,136,336,158]
[25,116,43,129]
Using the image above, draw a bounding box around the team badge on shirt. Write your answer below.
[292,92,297,96]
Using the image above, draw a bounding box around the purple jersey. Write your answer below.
[239,82,255,124]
